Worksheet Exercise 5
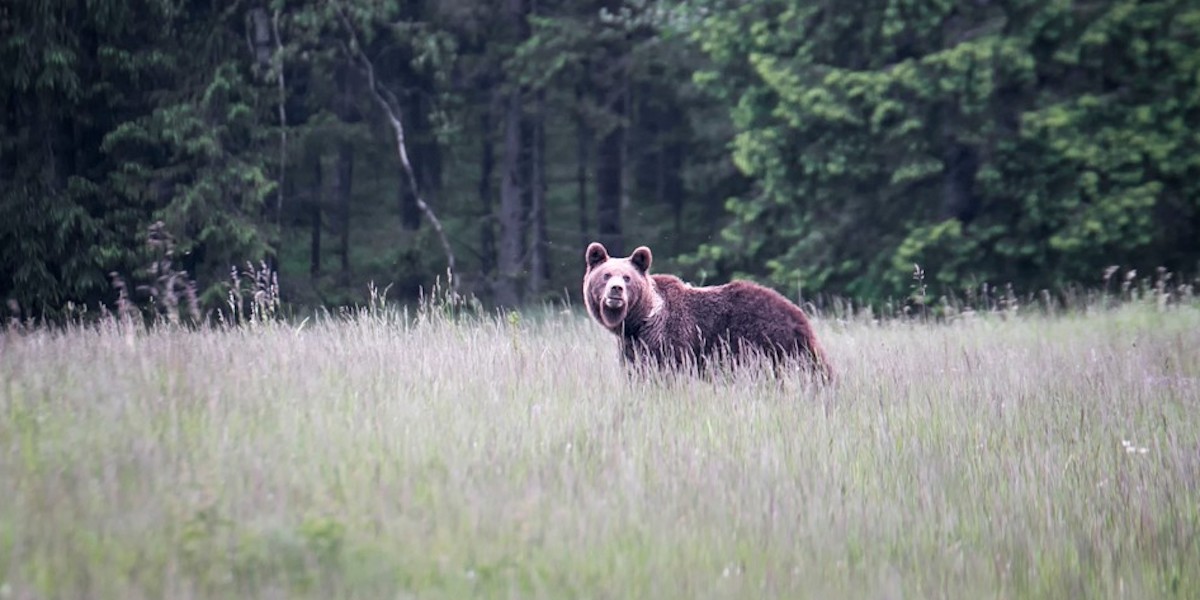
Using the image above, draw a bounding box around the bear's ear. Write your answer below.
[630,246,652,273]
[585,242,609,269]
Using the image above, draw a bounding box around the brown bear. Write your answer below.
[582,242,833,382]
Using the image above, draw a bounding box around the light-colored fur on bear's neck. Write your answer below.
[644,276,664,319]
[621,274,672,342]
[613,274,666,339]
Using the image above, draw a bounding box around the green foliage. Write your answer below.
[105,59,275,303]
[0,1,276,314]
[2,0,1196,314]
[689,0,1200,301]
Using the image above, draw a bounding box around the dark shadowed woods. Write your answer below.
[2,0,1198,317]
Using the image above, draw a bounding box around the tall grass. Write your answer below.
[1,297,1198,599]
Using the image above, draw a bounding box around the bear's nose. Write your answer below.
[608,281,624,294]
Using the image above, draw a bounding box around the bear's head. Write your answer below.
[583,242,654,330]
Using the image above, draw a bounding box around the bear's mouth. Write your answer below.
[603,297,625,309]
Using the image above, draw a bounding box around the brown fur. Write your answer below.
[582,242,833,382]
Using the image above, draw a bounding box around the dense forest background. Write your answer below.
[3,0,1198,316]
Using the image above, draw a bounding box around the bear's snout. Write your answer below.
[603,279,626,308]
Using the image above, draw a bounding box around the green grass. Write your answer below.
[2,302,1199,599]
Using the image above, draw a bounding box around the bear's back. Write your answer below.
[652,275,825,365]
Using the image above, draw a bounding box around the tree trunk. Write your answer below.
[249,7,273,70]
[527,87,548,299]
[596,99,624,256]
[670,151,684,254]
[526,0,548,297]
[941,116,979,224]
[334,141,353,281]
[310,200,322,278]
[270,7,287,272]
[307,147,323,278]
[575,84,591,254]
[415,93,442,229]
[595,0,626,256]
[662,128,685,255]
[397,0,439,231]
[496,84,524,307]
[519,115,533,278]
[397,72,438,231]
[397,153,422,230]
[941,142,979,223]
[494,0,527,307]
[333,66,355,282]
[479,98,496,278]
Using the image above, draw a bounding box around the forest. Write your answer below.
[3,0,1198,315]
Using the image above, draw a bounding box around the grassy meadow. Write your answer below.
[1,296,1199,599]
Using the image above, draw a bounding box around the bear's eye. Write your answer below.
[603,273,611,281]
[622,275,630,283]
